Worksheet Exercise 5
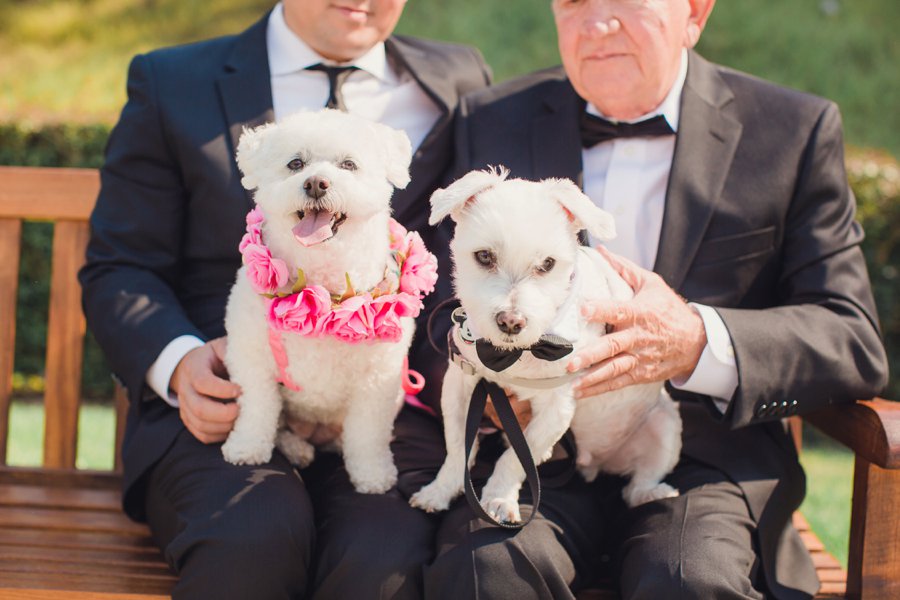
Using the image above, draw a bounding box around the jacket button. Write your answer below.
[790,400,798,414]
[756,403,768,417]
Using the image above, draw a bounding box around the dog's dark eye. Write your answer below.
[339,159,357,171]
[287,158,305,171]
[537,257,556,274]
[474,249,496,268]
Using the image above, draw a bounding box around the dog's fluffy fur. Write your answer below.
[410,168,681,522]
[221,109,415,494]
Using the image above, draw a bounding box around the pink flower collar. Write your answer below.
[239,207,439,345]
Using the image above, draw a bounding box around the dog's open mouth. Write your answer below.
[292,209,347,247]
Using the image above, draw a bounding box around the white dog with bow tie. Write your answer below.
[410,167,681,523]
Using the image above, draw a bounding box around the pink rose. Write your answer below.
[399,232,438,297]
[370,296,405,342]
[268,286,331,335]
[324,295,375,343]
[239,226,262,253]
[246,206,265,226]
[239,208,265,252]
[243,244,289,294]
[388,218,408,252]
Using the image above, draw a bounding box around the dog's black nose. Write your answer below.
[304,176,330,200]
[496,311,526,335]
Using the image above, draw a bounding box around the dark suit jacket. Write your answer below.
[78,14,491,521]
[454,51,888,599]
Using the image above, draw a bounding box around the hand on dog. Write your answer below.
[485,391,531,430]
[171,337,241,443]
[286,419,342,447]
[568,247,706,397]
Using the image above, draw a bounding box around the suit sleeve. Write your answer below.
[717,102,889,428]
[79,54,205,406]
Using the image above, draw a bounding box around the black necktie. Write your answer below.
[580,111,674,148]
[475,334,574,373]
[306,64,359,111]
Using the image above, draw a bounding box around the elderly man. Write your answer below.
[422,0,888,598]
[78,1,489,598]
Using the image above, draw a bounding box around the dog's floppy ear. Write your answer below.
[374,123,412,189]
[544,178,616,241]
[428,166,510,225]
[235,122,277,190]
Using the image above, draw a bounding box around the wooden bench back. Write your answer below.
[0,166,127,472]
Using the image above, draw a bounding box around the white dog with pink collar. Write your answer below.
[221,110,437,494]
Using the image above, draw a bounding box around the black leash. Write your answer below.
[463,378,541,528]
[426,296,461,356]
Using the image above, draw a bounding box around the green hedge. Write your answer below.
[3,123,899,401]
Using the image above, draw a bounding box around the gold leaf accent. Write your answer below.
[339,272,356,302]
[291,268,307,294]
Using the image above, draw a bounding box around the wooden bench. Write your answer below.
[0,165,897,599]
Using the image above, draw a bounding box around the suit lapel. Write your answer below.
[654,52,742,290]
[384,37,456,220]
[531,76,584,185]
[216,14,275,206]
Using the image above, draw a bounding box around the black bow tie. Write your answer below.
[475,335,574,373]
[580,111,674,148]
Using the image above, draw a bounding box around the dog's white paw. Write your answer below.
[222,435,273,466]
[275,430,315,467]
[483,495,521,524]
[409,482,455,513]
[624,482,679,508]
[348,461,398,494]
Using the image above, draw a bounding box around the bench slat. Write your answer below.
[0,553,172,577]
[1,527,159,553]
[0,219,23,466]
[0,589,169,600]
[0,167,99,221]
[0,505,151,536]
[0,569,173,597]
[43,221,90,469]
[0,483,122,512]
[0,543,166,566]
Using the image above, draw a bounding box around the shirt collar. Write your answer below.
[587,48,688,132]
[266,2,395,83]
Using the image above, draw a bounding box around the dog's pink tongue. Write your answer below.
[293,210,335,247]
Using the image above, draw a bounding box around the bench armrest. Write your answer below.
[804,398,900,470]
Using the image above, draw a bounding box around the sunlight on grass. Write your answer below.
[800,429,854,568]
[7,400,116,471]
[7,401,44,466]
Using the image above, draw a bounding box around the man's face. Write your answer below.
[284,0,408,62]
[552,0,713,120]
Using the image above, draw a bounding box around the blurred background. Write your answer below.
[2,0,898,568]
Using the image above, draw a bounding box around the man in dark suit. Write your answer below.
[78,1,490,598]
[421,0,888,598]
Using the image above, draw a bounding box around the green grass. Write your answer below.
[6,399,854,567]
[7,399,115,471]
[799,428,854,567]
[1,0,898,157]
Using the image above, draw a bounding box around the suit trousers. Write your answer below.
[145,403,770,600]
[417,412,769,600]
[143,406,441,600]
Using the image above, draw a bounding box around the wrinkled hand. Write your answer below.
[286,419,342,447]
[568,247,706,398]
[171,337,241,443]
[485,391,531,430]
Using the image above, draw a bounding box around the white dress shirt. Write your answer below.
[582,49,739,410]
[146,2,441,405]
